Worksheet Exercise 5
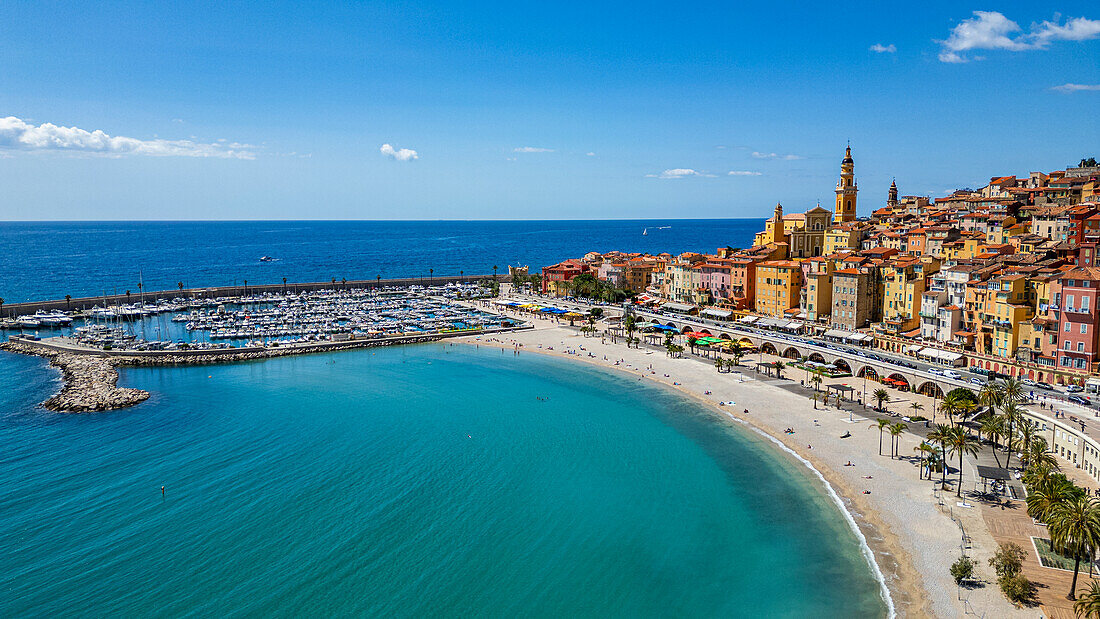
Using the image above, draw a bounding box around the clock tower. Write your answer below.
[834,144,858,223]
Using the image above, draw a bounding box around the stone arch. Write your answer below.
[761,342,779,356]
[832,358,851,374]
[857,366,878,380]
[782,346,802,359]
[886,373,910,391]
[681,325,693,334]
[738,337,754,347]
[807,352,827,364]
[719,333,732,340]
[698,328,713,336]
[916,381,944,399]
[665,322,678,330]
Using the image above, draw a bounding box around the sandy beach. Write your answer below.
[460,315,1034,618]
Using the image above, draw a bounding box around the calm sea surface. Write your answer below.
[0,220,886,617]
[0,219,763,303]
[0,344,885,617]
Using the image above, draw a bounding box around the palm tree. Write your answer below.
[1002,377,1025,405]
[1002,403,1024,469]
[282,277,287,293]
[945,426,981,497]
[1026,437,1059,472]
[492,265,498,281]
[810,371,824,392]
[978,380,1003,412]
[771,360,785,379]
[909,402,924,418]
[179,281,185,292]
[1074,581,1100,619]
[927,424,952,489]
[1018,421,1038,468]
[870,418,891,455]
[730,346,743,367]
[981,415,1005,466]
[914,442,937,479]
[888,422,907,458]
[714,357,724,373]
[873,388,890,412]
[686,335,697,354]
[64,294,71,309]
[1027,477,1076,548]
[1049,495,1100,600]
[810,392,820,409]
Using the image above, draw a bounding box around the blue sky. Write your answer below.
[0,1,1097,220]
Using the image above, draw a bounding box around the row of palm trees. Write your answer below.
[1025,456,1100,601]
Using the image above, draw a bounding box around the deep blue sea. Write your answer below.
[0,219,763,303]
[0,220,887,617]
[0,344,885,617]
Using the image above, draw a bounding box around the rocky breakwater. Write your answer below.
[1,341,150,412]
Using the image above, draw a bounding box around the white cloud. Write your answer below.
[751,151,803,160]
[939,11,1100,62]
[379,143,418,161]
[513,146,554,153]
[645,168,716,179]
[586,151,596,156]
[728,170,762,176]
[0,116,255,159]
[869,43,897,53]
[1052,83,1100,92]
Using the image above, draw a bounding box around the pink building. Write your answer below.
[1056,268,1100,372]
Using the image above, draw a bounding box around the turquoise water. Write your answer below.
[0,344,885,617]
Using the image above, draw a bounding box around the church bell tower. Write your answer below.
[834,144,858,223]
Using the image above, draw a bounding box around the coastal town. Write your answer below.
[537,148,1100,392]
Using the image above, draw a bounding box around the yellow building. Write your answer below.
[989,275,1034,359]
[881,257,939,333]
[824,225,862,255]
[802,257,834,322]
[755,261,803,317]
[833,145,858,223]
[753,202,830,258]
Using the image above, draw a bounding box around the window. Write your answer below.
[1083,324,1089,334]
[1067,322,1073,332]
[1085,297,1091,311]
[1079,342,1085,352]
[1066,340,1072,350]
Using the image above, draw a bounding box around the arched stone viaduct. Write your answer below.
[645,315,971,399]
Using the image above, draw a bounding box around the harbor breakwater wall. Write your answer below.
[2,325,532,412]
[1,273,513,316]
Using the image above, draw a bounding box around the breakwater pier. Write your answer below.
[1,279,530,412]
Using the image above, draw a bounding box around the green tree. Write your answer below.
[686,335,698,354]
[730,346,743,366]
[870,418,890,456]
[981,415,1006,466]
[945,426,981,497]
[810,392,820,409]
[914,442,937,480]
[1074,581,1100,619]
[909,402,924,418]
[927,424,953,489]
[1049,495,1100,600]
[888,422,907,458]
[950,555,975,585]
[988,542,1025,579]
[771,360,785,379]
[1001,403,1024,470]
[872,388,890,412]
[1080,157,1098,167]
[714,357,724,373]
[810,370,823,392]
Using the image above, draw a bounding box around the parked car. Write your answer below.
[970,377,984,385]
[1068,395,1091,406]
[944,370,963,380]
[1035,382,1054,391]
[1066,385,1085,393]
[927,368,943,376]
[1020,378,1037,387]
